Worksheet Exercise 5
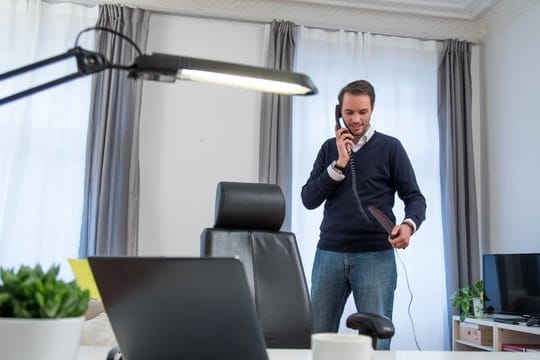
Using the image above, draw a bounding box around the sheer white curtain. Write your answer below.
[0,1,98,277]
[292,28,448,350]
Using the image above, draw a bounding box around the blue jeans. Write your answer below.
[311,248,397,350]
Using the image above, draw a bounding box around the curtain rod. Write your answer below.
[148,8,477,44]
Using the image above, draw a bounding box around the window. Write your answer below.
[0,0,98,278]
[292,28,446,350]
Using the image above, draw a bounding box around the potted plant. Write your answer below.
[0,264,90,360]
[451,279,484,321]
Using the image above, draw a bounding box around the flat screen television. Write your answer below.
[483,253,540,320]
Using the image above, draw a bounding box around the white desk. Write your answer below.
[76,346,540,359]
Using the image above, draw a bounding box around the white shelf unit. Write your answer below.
[452,315,540,351]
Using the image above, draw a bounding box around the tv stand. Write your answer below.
[453,315,540,351]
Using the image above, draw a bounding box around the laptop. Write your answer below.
[88,256,269,360]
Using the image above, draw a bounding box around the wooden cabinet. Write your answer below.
[452,316,540,351]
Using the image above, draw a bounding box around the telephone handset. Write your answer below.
[335,104,352,134]
[335,104,342,128]
[334,104,353,150]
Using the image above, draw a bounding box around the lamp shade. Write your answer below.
[128,53,317,95]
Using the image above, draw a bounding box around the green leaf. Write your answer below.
[0,292,11,306]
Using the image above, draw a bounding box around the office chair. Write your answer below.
[200,181,394,349]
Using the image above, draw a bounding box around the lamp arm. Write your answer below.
[1,41,317,105]
[0,47,109,106]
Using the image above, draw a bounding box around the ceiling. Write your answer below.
[292,0,498,20]
[70,0,536,42]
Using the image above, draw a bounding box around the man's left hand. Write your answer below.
[388,223,412,249]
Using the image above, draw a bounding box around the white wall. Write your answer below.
[138,14,266,256]
[481,2,540,254]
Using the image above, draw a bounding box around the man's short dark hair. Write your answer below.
[338,80,376,108]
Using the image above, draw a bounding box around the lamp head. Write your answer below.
[128,53,317,96]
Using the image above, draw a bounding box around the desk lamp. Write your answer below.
[0,27,317,106]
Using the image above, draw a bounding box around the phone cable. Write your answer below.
[348,146,420,349]
[394,248,422,350]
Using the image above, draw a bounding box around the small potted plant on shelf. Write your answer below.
[0,264,90,360]
[451,279,484,321]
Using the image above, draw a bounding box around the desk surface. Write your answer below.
[77,346,540,359]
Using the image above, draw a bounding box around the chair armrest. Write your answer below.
[346,312,395,348]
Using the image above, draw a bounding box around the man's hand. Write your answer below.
[388,223,413,249]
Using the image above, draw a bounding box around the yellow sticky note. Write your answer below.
[68,258,101,300]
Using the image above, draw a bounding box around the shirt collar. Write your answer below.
[351,126,375,152]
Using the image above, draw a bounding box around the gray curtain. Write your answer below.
[438,39,479,341]
[79,5,150,257]
[259,20,297,230]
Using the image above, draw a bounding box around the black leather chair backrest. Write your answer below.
[201,181,312,349]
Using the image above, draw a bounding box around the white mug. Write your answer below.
[312,333,373,360]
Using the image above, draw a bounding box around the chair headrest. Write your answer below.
[213,181,285,231]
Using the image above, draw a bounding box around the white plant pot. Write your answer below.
[472,297,484,318]
[0,316,84,360]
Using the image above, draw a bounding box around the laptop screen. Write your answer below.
[88,257,269,360]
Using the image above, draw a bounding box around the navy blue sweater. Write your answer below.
[301,131,426,252]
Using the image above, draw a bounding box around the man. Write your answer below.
[301,80,426,350]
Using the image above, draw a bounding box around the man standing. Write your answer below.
[301,80,426,349]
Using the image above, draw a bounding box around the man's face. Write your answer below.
[341,92,373,140]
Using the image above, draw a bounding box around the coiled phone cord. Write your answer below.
[347,149,371,223]
[345,131,420,350]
